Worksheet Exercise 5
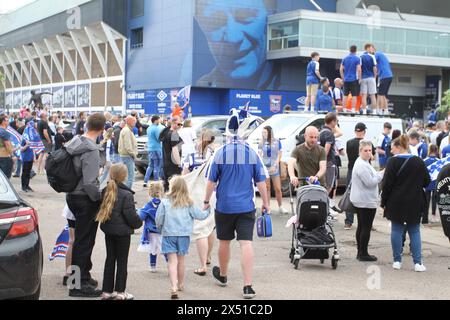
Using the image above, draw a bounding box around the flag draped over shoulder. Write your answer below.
[22,121,45,156]
[6,126,22,158]
[428,155,450,181]
[49,225,70,261]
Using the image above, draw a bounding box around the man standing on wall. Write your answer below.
[305,52,322,112]
[340,46,362,113]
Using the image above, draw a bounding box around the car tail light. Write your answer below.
[1,208,38,239]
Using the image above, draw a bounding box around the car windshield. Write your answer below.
[0,174,19,203]
[249,115,311,141]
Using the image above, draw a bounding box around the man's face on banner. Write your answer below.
[197,0,269,79]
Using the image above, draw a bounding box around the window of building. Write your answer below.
[131,0,144,18]
[131,28,144,49]
[269,20,299,50]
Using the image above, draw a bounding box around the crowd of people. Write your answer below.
[304,43,393,116]
[0,46,448,299]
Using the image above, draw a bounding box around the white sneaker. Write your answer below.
[151,267,157,273]
[362,109,367,115]
[415,264,426,272]
[329,208,339,218]
[372,109,377,115]
[279,207,289,215]
[393,262,402,270]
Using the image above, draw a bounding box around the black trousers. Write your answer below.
[355,207,376,256]
[66,194,100,284]
[423,191,438,223]
[163,165,182,192]
[0,157,13,179]
[21,161,33,189]
[102,235,131,293]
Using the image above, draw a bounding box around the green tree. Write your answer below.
[437,89,450,120]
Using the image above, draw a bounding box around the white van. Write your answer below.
[247,113,405,196]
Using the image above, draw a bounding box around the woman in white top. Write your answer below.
[179,119,197,161]
[350,140,384,262]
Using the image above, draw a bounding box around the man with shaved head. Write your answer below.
[119,115,138,188]
[288,126,327,187]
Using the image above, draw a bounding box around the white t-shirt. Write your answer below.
[333,87,342,101]
[440,136,450,153]
[179,127,197,158]
[409,145,419,157]
[430,131,441,146]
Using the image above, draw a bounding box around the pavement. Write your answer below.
[10,173,450,300]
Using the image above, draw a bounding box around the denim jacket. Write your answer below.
[155,199,210,237]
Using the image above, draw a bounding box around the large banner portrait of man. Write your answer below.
[194,0,279,90]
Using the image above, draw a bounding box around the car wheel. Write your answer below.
[17,283,41,300]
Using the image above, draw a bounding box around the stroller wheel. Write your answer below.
[320,259,325,264]
[289,248,295,263]
[332,257,338,270]
[294,259,300,270]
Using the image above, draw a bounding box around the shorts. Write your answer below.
[360,78,377,95]
[326,164,337,189]
[67,219,75,229]
[161,236,190,256]
[265,165,280,177]
[306,84,319,97]
[344,80,360,97]
[215,210,256,241]
[378,77,393,96]
[43,141,52,154]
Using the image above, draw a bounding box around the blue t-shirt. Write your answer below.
[315,90,334,112]
[417,141,428,160]
[0,127,10,148]
[209,138,267,214]
[306,60,320,85]
[442,145,450,158]
[360,52,377,79]
[378,134,391,166]
[147,124,164,152]
[424,156,438,191]
[375,51,393,79]
[20,140,34,162]
[259,139,282,168]
[342,53,361,82]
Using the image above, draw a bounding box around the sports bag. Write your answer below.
[257,210,272,238]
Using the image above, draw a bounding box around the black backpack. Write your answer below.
[45,147,81,193]
[159,126,171,143]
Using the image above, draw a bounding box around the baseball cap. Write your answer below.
[355,123,367,132]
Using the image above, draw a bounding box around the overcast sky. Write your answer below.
[0,0,36,14]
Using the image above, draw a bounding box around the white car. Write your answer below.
[247,113,405,196]
[135,115,264,175]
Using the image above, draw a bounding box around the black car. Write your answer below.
[0,172,43,300]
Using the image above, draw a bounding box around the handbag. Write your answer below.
[338,181,356,212]
[257,210,272,238]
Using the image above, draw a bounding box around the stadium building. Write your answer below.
[1,0,449,118]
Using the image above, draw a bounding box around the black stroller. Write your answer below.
[288,180,339,269]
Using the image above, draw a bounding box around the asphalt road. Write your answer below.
[11,173,450,300]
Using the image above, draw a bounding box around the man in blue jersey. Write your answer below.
[374,47,393,116]
[203,117,269,300]
[305,52,322,112]
[340,45,362,113]
[377,122,392,169]
[360,43,378,115]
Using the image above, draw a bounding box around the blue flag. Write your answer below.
[177,85,191,103]
[428,155,450,181]
[6,126,22,158]
[23,121,45,156]
[49,225,70,261]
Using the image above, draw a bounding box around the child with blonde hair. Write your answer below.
[138,181,164,272]
[156,176,210,299]
[96,164,142,300]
